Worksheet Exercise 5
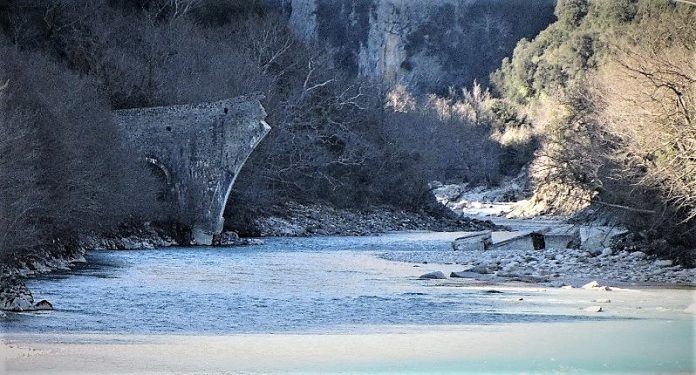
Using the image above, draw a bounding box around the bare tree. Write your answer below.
[597,9,696,223]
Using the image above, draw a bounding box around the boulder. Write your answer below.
[3,296,33,311]
[655,259,673,267]
[432,184,463,202]
[497,273,549,283]
[419,271,447,280]
[33,300,53,311]
[580,226,627,252]
[489,230,548,251]
[582,281,600,289]
[214,231,241,246]
[239,238,264,246]
[592,299,611,303]
[630,251,647,259]
[1,278,35,311]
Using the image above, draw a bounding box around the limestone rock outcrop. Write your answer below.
[279,0,556,91]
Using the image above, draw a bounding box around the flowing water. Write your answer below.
[2,232,694,372]
[1,232,600,334]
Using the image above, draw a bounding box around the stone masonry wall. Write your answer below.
[114,95,270,245]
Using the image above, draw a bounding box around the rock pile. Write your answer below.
[213,231,264,246]
[0,244,87,279]
[252,202,498,237]
[381,243,695,285]
[0,278,53,312]
[80,223,177,250]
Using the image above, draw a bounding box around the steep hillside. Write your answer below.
[491,0,696,264]
[277,0,556,92]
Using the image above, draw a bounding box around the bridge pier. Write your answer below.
[115,95,270,245]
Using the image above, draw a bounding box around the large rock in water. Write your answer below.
[0,278,54,312]
[33,300,53,311]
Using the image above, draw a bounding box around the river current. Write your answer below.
[3,232,616,334]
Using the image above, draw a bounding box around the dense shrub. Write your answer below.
[0,0,458,254]
[0,44,161,258]
[491,0,696,262]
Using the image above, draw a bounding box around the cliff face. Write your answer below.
[278,0,556,92]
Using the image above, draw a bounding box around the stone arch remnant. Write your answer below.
[115,95,271,245]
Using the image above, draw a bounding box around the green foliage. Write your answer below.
[403,0,556,92]
[555,0,589,26]
[493,0,696,262]
[590,0,639,26]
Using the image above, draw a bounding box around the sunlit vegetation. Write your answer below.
[491,0,696,263]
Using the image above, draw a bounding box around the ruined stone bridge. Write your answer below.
[115,95,270,245]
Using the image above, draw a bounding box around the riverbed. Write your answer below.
[2,232,694,373]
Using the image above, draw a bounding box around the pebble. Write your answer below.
[630,251,647,259]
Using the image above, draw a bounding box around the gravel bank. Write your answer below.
[249,202,499,237]
[380,243,695,286]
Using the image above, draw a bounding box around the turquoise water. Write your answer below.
[2,232,695,373]
[3,232,614,334]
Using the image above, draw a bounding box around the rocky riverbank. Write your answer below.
[381,234,696,286]
[0,205,496,315]
[246,202,499,237]
[0,223,181,313]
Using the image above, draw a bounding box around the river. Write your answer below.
[2,231,694,373]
